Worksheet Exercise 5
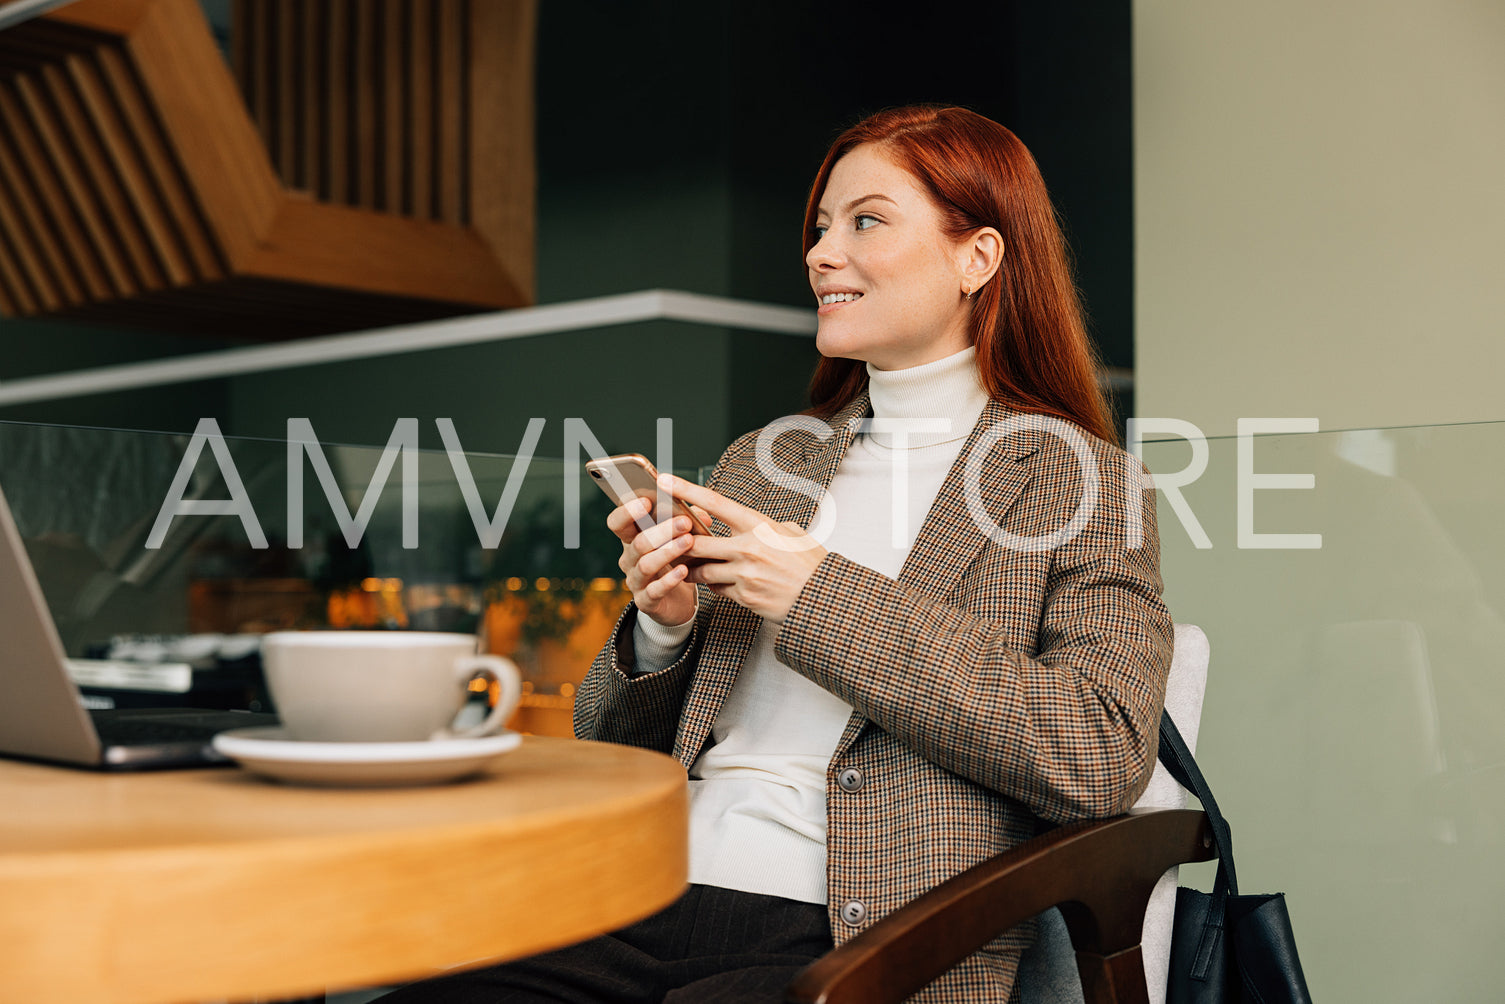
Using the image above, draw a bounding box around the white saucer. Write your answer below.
[212,727,523,788]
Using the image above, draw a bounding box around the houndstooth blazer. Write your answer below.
[575,392,1173,1003]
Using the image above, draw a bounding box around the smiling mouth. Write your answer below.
[819,292,863,306]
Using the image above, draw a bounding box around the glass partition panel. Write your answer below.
[1140,420,1505,1003]
[0,420,689,735]
[11,416,1500,997]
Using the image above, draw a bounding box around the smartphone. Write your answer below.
[584,454,714,537]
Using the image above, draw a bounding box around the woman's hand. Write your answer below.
[607,495,708,627]
[658,474,828,625]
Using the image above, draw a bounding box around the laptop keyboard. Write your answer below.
[91,710,277,746]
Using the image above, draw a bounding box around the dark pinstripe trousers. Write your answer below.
[373,884,833,1003]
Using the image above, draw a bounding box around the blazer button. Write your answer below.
[840,899,867,926]
[836,767,864,792]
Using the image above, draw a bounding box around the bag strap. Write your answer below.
[1156,710,1237,893]
[1157,710,1239,981]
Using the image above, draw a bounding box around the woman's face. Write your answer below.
[806,144,975,371]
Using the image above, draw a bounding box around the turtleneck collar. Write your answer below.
[863,346,991,449]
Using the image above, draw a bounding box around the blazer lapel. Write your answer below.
[827,399,1043,763]
[895,399,1042,602]
[760,395,869,526]
[673,395,871,768]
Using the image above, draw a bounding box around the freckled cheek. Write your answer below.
[866,243,943,291]
[859,247,907,280]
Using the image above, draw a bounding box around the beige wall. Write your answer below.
[1136,7,1505,999]
[1134,0,1505,438]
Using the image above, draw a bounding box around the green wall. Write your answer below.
[0,0,1133,465]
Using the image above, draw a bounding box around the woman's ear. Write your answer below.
[960,228,1003,296]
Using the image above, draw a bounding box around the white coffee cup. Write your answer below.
[261,631,522,743]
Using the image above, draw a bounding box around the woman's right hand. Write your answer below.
[608,496,702,627]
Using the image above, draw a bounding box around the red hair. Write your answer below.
[802,105,1115,445]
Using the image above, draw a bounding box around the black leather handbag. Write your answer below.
[1157,712,1314,1004]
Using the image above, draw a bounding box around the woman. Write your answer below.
[386,104,1172,1004]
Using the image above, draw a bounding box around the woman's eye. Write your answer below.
[812,224,828,240]
[855,214,879,230]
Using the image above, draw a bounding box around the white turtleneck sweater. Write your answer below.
[631,345,991,904]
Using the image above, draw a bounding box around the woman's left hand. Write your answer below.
[658,474,828,625]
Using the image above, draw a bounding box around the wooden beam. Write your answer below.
[0,0,534,334]
[39,0,150,36]
[468,0,536,300]
[241,198,521,307]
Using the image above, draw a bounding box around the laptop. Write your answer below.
[0,482,277,770]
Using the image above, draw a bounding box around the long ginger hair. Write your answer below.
[802,105,1114,445]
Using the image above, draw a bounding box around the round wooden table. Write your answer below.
[0,736,688,1004]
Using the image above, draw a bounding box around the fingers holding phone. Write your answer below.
[659,473,828,625]
[604,493,712,547]
[606,496,698,626]
[590,456,709,627]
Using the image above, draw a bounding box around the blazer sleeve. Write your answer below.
[772,440,1173,825]
[570,593,712,754]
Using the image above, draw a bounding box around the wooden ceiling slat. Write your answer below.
[351,0,376,208]
[65,52,191,286]
[0,184,44,313]
[380,0,405,214]
[41,60,167,292]
[0,80,109,300]
[94,44,226,282]
[0,252,29,315]
[406,0,432,219]
[237,0,272,154]
[230,0,251,110]
[435,0,463,225]
[124,0,283,260]
[13,71,136,296]
[298,0,320,198]
[323,0,349,204]
[0,133,66,310]
[273,0,296,187]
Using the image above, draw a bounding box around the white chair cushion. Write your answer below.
[1016,623,1210,1004]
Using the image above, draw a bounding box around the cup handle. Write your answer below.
[447,654,522,739]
